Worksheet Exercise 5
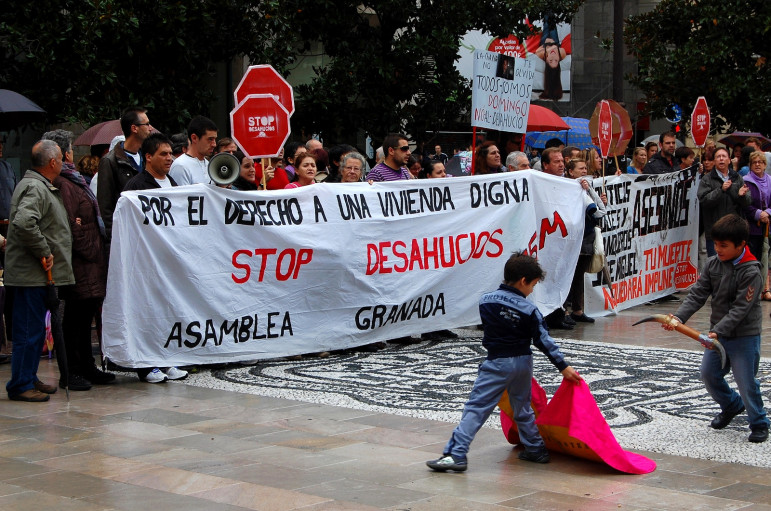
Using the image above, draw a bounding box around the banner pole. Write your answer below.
[261,158,268,189]
[471,127,477,175]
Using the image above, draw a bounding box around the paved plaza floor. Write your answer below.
[1,295,770,510]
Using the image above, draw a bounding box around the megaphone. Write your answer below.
[208,152,240,186]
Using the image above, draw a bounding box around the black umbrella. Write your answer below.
[0,89,46,131]
[43,260,69,400]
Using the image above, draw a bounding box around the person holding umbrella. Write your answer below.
[43,130,113,391]
[5,140,74,402]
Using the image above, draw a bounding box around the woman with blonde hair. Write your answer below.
[582,148,603,178]
[626,147,647,174]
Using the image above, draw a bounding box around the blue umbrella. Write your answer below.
[526,117,596,150]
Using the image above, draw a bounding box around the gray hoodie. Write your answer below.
[674,249,762,338]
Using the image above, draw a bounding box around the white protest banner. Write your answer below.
[102,171,585,367]
[471,50,534,133]
[583,170,699,316]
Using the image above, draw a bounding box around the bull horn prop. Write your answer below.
[632,314,727,368]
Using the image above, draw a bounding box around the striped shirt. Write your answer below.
[367,162,410,182]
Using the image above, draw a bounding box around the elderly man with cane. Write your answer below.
[5,140,74,402]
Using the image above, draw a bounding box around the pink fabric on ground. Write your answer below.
[499,378,656,474]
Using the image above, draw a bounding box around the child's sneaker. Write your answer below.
[426,454,467,472]
[165,367,188,380]
[518,448,550,463]
[144,368,167,383]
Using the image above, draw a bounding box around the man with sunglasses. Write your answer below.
[97,107,153,250]
[367,133,412,182]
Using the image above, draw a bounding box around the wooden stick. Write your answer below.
[471,127,477,175]
[261,158,267,189]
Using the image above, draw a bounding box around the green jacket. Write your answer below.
[5,170,74,287]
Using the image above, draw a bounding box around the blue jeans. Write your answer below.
[700,334,770,430]
[6,287,48,396]
[444,356,543,459]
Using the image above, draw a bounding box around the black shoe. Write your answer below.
[421,329,459,341]
[710,406,745,429]
[548,319,574,330]
[104,359,129,372]
[518,448,550,463]
[426,454,467,472]
[563,315,576,326]
[85,368,116,385]
[389,336,419,344]
[0,354,10,365]
[571,313,595,323]
[749,427,769,443]
[59,374,92,391]
[359,341,387,352]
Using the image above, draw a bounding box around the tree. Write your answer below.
[0,0,276,132]
[264,0,583,144]
[1,1,584,143]
[625,0,771,136]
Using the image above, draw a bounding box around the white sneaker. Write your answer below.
[165,367,188,380]
[144,368,167,383]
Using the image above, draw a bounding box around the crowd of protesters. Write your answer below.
[1,105,770,403]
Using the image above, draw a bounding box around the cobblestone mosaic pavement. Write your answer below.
[184,329,771,467]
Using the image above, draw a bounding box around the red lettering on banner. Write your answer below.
[638,240,695,296]
[643,240,692,271]
[605,275,644,309]
[232,249,253,284]
[230,248,312,283]
[366,229,504,275]
[539,212,568,248]
[525,211,568,258]
[393,241,408,272]
[644,267,673,294]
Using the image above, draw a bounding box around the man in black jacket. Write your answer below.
[97,107,153,245]
[643,131,680,175]
[123,133,177,191]
[121,133,187,384]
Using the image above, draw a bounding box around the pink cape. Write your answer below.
[499,378,656,474]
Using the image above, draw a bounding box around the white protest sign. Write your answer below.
[471,50,534,133]
[102,172,585,368]
[583,170,699,316]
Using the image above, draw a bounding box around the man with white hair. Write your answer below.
[5,140,74,402]
[306,138,323,152]
[506,151,530,171]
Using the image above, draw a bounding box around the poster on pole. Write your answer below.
[471,50,534,133]
[457,15,572,102]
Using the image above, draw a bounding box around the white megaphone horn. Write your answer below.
[208,152,240,186]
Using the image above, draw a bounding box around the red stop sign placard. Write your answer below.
[234,65,295,116]
[230,94,291,158]
[598,100,612,158]
[691,96,710,147]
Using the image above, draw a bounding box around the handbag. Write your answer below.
[587,226,605,273]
